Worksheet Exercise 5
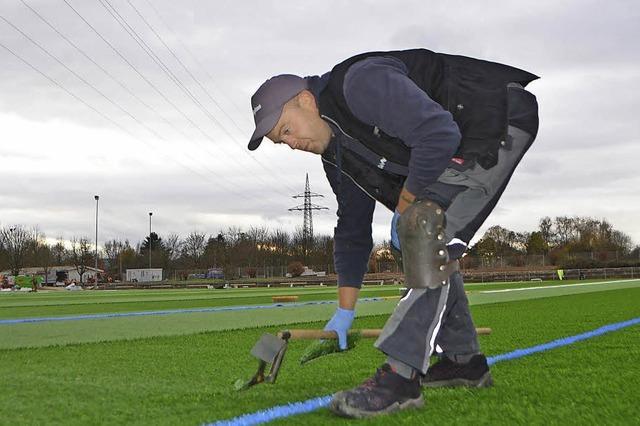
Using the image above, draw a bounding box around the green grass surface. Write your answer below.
[1,285,639,424]
[0,286,395,318]
[2,279,638,350]
[0,280,640,425]
[0,279,626,319]
[0,299,396,350]
[0,288,640,425]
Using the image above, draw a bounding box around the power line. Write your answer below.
[140,0,253,133]
[0,17,248,197]
[127,0,250,138]
[144,0,254,136]
[55,0,294,201]
[102,0,299,195]
[95,0,249,167]
[60,0,202,131]
[59,0,260,188]
[18,0,201,147]
[19,0,272,197]
[0,39,225,190]
[0,13,244,193]
[139,0,307,197]
[127,0,299,195]
[97,0,296,198]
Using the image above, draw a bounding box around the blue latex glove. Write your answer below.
[390,210,401,251]
[324,307,355,350]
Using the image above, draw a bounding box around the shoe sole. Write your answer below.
[329,392,425,419]
[423,371,494,388]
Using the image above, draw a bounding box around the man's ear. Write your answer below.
[297,90,317,110]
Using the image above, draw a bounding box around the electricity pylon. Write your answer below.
[288,173,328,261]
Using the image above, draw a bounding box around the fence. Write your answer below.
[461,251,639,269]
[461,266,640,283]
[168,264,337,281]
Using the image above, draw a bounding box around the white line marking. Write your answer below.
[479,279,640,294]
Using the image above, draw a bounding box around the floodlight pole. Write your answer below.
[9,227,16,272]
[148,212,153,270]
[94,195,99,285]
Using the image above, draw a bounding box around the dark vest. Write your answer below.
[319,49,538,211]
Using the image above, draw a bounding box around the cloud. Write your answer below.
[1,0,639,247]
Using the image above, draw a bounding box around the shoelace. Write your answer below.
[360,367,388,389]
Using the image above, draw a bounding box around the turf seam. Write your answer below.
[207,316,640,426]
[0,297,386,325]
[0,289,391,309]
[479,279,638,294]
[5,280,636,323]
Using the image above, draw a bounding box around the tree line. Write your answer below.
[0,225,335,281]
[1,216,638,282]
[466,216,639,268]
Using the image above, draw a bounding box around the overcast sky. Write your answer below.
[1,0,639,249]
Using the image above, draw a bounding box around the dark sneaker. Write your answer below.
[329,363,424,419]
[423,354,493,388]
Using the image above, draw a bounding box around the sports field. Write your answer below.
[2,278,639,425]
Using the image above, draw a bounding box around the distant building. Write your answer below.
[300,267,326,277]
[206,268,224,279]
[126,268,163,283]
[0,266,104,285]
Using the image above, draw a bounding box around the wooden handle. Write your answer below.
[278,327,491,340]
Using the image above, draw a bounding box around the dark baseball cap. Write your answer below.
[248,74,308,151]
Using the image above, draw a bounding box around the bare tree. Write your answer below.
[554,216,577,246]
[224,226,244,246]
[104,239,125,278]
[483,225,528,255]
[203,233,225,268]
[182,231,207,267]
[610,229,633,254]
[0,225,36,275]
[70,237,94,284]
[539,217,553,248]
[247,226,270,266]
[51,237,67,265]
[104,239,123,265]
[309,234,333,269]
[291,226,307,261]
[164,233,183,261]
[32,232,53,285]
[265,229,291,272]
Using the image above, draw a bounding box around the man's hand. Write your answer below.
[324,307,355,350]
[391,210,401,251]
[396,187,416,214]
[391,187,416,251]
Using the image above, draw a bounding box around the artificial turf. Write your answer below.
[0,286,398,319]
[2,280,638,350]
[1,286,639,425]
[0,279,624,319]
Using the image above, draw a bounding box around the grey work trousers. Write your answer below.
[375,85,539,372]
[375,271,478,373]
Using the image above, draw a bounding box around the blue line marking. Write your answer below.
[207,317,640,426]
[212,396,333,426]
[486,317,640,365]
[0,297,385,325]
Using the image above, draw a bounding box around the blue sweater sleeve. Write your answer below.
[322,154,375,288]
[343,56,461,197]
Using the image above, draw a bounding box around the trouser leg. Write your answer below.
[433,272,480,362]
[374,270,481,373]
[374,280,450,374]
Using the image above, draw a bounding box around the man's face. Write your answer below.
[266,91,331,154]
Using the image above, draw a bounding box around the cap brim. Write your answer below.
[247,108,282,151]
[248,135,263,151]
